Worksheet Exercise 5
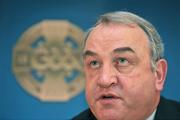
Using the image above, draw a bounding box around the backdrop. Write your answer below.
[0,0,180,119]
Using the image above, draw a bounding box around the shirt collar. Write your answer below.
[146,109,157,120]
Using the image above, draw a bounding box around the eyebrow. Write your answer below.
[113,47,135,53]
[83,50,97,58]
[83,47,135,58]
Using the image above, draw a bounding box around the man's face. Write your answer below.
[83,23,166,120]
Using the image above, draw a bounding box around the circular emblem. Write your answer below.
[13,20,85,101]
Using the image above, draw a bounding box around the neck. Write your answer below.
[144,95,160,120]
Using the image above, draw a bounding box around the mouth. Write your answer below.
[98,93,121,104]
[101,95,117,99]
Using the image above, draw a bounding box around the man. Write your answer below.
[73,11,180,120]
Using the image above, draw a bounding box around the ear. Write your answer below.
[155,59,168,91]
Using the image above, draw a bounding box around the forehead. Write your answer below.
[84,23,150,57]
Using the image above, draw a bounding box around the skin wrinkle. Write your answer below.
[83,22,167,120]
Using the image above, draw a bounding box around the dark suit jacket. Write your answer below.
[72,96,180,120]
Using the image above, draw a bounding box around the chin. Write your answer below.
[95,108,123,120]
[97,114,122,120]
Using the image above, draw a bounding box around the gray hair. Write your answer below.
[83,11,164,70]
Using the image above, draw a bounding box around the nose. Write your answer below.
[97,63,118,88]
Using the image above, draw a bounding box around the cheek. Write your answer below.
[123,71,156,100]
[84,66,100,84]
[85,67,99,101]
[85,77,97,110]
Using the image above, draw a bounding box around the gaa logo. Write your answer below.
[13,20,85,101]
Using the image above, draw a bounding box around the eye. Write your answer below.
[90,60,100,69]
[115,57,129,66]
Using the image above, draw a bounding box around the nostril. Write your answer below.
[98,76,118,88]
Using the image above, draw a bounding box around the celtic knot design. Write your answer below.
[13,20,85,101]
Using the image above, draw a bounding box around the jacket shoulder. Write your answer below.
[155,96,180,119]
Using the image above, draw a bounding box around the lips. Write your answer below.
[97,93,121,101]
